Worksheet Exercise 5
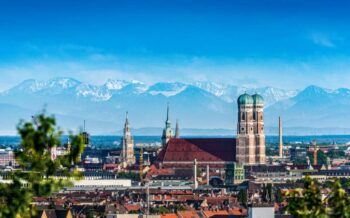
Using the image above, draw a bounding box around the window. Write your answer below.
[242,113,246,121]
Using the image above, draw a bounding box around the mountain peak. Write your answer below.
[306,85,329,92]
[104,79,129,90]
[8,79,46,93]
[47,77,81,88]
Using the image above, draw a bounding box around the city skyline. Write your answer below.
[1,0,350,91]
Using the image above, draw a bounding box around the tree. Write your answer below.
[307,150,327,165]
[266,183,273,202]
[327,179,350,218]
[0,113,85,218]
[327,150,345,159]
[238,189,247,207]
[285,177,350,218]
[275,189,283,203]
[285,177,327,218]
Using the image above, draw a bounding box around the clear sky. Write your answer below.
[0,0,350,90]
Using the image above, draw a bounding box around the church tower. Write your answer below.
[161,104,173,148]
[121,112,136,167]
[236,93,255,165]
[236,93,266,165]
[252,94,266,164]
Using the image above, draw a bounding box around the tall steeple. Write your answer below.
[166,103,171,128]
[124,112,130,133]
[175,119,180,138]
[121,112,136,167]
[162,103,173,148]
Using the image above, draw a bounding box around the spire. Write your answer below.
[161,103,173,148]
[175,119,180,138]
[125,111,129,126]
[123,111,132,139]
[166,102,170,124]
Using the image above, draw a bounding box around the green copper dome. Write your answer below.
[252,94,264,105]
[237,93,253,105]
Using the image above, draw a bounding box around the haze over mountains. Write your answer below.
[0,77,349,136]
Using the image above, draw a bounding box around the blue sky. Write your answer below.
[0,0,350,90]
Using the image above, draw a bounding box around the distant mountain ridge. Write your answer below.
[5,77,297,104]
[0,77,349,135]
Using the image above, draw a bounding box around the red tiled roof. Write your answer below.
[158,138,236,163]
[230,207,247,215]
[124,204,141,211]
[203,210,229,217]
[178,211,202,218]
[161,214,178,218]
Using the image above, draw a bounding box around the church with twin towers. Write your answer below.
[157,93,266,168]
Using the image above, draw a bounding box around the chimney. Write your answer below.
[194,159,198,189]
[206,165,210,186]
[139,145,144,183]
[313,141,318,166]
[279,116,283,158]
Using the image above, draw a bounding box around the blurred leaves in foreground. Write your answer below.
[285,177,350,218]
[0,113,85,218]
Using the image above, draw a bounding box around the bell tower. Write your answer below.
[252,94,266,164]
[121,112,136,167]
[161,103,173,148]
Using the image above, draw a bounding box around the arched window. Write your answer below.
[242,113,246,121]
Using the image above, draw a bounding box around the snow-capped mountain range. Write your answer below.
[0,77,350,135]
[4,77,297,105]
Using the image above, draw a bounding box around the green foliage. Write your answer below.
[307,150,328,165]
[261,183,274,202]
[266,146,278,156]
[275,189,283,203]
[285,177,350,218]
[176,204,186,212]
[327,179,350,218]
[267,183,273,202]
[0,113,85,218]
[118,172,140,181]
[285,177,327,218]
[238,189,247,207]
[159,206,170,214]
[327,150,345,159]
